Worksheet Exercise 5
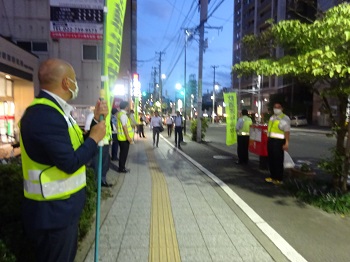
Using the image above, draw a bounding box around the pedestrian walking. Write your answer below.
[165,114,174,137]
[150,111,162,147]
[20,58,108,262]
[236,109,253,164]
[265,102,291,185]
[138,113,146,138]
[117,101,134,173]
[174,111,183,149]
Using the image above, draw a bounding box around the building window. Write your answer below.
[0,78,13,98]
[82,44,101,60]
[16,41,48,53]
[32,42,48,52]
[0,77,5,97]
[17,41,31,52]
[6,80,13,97]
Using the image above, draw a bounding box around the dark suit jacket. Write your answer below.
[21,91,97,230]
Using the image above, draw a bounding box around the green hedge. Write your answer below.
[190,118,209,141]
[0,162,96,262]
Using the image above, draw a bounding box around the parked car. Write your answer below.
[291,115,308,126]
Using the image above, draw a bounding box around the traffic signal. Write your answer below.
[133,73,139,81]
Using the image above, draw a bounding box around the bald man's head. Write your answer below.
[38,58,77,100]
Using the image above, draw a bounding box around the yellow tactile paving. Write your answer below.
[147,149,181,262]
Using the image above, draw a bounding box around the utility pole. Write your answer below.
[156,51,165,113]
[197,0,208,142]
[152,66,157,100]
[211,65,218,123]
[184,31,187,135]
[182,28,194,135]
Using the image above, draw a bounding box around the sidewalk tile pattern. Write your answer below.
[83,136,274,262]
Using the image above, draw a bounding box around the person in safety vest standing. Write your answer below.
[110,107,119,161]
[265,102,290,185]
[20,58,108,262]
[236,109,253,164]
[117,101,134,173]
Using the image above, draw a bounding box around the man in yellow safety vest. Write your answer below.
[117,101,134,173]
[20,58,108,262]
[265,102,291,185]
[236,109,253,164]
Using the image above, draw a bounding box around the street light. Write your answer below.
[257,75,262,123]
[211,65,219,123]
[175,83,185,113]
[211,83,219,123]
[190,94,194,119]
[160,74,166,114]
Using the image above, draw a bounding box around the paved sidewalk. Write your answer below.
[76,129,299,262]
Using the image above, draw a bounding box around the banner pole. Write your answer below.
[94,1,108,261]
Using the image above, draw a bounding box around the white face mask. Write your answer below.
[273,108,282,115]
[67,77,79,100]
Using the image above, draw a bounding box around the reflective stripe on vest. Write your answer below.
[237,115,252,136]
[24,168,86,199]
[268,114,285,139]
[117,111,134,141]
[20,98,86,201]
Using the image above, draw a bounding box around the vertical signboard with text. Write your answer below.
[223,92,237,146]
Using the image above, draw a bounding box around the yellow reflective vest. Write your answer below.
[268,114,286,139]
[117,111,134,141]
[20,98,86,201]
[237,115,252,136]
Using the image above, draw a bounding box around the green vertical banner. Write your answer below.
[223,92,237,146]
[134,97,139,124]
[103,0,127,138]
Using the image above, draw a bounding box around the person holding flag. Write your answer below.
[20,58,108,262]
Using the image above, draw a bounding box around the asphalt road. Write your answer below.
[202,124,335,160]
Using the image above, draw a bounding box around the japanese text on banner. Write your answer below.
[223,92,237,145]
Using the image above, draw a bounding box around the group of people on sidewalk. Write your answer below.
[236,103,291,185]
[150,110,184,149]
[84,101,135,188]
[17,57,291,262]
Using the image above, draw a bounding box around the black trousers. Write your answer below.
[138,124,145,137]
[153,127,160,146]
[26,221,78,262]
[174,126,183,147]
[111,139,119,160]
[237,135,250,163]
[267,138,285,181]
[167,124,173,137]
[118,140,130,170]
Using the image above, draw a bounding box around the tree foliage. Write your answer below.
[233,3,350,191]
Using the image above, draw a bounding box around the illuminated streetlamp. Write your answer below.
[211,84,219,123]
[175,83,185,112]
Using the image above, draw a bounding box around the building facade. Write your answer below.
[0,36,38,143]
[0,0,137,127]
